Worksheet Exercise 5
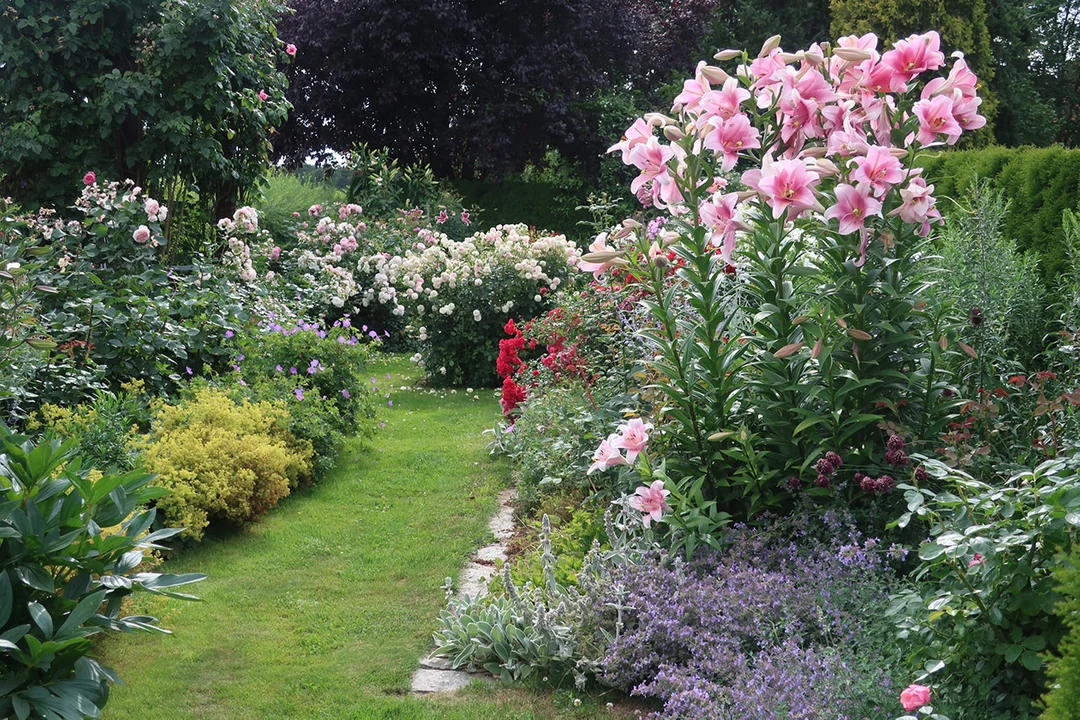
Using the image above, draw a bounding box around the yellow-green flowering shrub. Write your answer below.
[140,387,312,540]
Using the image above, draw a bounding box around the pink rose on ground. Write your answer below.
[899,684,931,712]
[83,171,96,186]
[587,435,628,475]
[258,89,268,101]
[132,225,151,244]
[285,43,297,56]
[628,480,670,528]
[613,418,654,464]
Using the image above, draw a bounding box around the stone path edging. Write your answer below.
[410,488,515,694]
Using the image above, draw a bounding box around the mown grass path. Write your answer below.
[99,356,605,719]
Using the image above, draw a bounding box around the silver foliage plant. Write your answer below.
[432,504,671,687]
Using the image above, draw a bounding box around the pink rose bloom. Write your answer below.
[628,480,670,528]
[612,418,654,464]
[258,89,268,101]
[132,225,151,244]
[851,146,903,197]
[269,246,281,260]
[587,435,628,475]
[145,198,160,217]
[899,684,931,712]
[83,171,96,186]
[285,43,297,56]
[308,204,322,216]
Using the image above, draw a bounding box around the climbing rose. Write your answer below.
[132,225,151,244]
[82,171,96,186]
[285,43,297,56]
[258,89,268,102]
[612,418,654,464]
[899,684,931,712]
[628,480,670,528]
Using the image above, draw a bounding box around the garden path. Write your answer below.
[96,356,606,719]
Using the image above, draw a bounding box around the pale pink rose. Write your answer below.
[899,684,931,712]
[285,43,297,56]
[612,418,654,464]
[587,435,628,475]
[132,225,151,244]
[628,480,670,528]
[258,89,268,101]
[144,198,160,217]
[269,246,281,261]
[83,171,96,186]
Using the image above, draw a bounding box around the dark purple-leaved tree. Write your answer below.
[277,0,641,176]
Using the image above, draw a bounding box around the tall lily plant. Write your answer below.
[584,32,982,524]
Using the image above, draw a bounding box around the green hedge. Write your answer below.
[449,180,591,239]
[918,146,1080,279]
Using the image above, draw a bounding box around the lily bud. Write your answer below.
[800,146,827,158]
[644,112,675,127]
[659,230,680,247]
[663,125,686,141]
[736,190,758,202]
[888,147,907,158]
[812,158,840,177]
[581,250,625,263]
[699,65,730,84]
[621,218,642,229]
[808,198,826,214]
[778,52,802,65]
[652,254,669,268]
[610,226,633,240]
[811,338,823,359]
[832,47,874,63]
[713,49,743,61]
[803,49,825,66]
[758,34,782,58]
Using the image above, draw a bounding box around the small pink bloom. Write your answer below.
[672,61,712,113]
[968,553,985,568]
[460,211,471,225]
[899,684,931,712]
[258,89,268,101]
[587,435,628,475]
[83,171,96,186]
[628,137,675,194]
[285,43,297,56]
[699,192,744,264]
[144,198,161,217]
[436,210,449,224]
[628,480,670,528]
[749,157,821,220]
[132,225,151,244]
[950,90,986,132]
[612,418,654,464]
[825,183,881,236]
[893,176,941,237]
[269,246,281,260]
[308,203,322,216]
[851,146,904,197]
[703,113,760,172]
[608,118,653,163]
[913,94,962,146]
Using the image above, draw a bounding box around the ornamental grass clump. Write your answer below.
[139,387,312,540]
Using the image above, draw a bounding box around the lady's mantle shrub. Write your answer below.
[601,517,902,719]
[889,456,1080,719]
[0,424,204,719]
[139,387,312,540]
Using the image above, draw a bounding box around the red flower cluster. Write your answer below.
[497,319,527,419]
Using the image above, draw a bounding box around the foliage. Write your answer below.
[938,179,1050,369]
[138,387,313,541]
[917,146,1080,280]
[0,423,205,720]
[1042,548,1080,720]
[0,0,293,214]
[277,0,641,176]
[888,456,1080,719]
[28,381,152,474]
[253,172,343,245]
[600,516,903,719]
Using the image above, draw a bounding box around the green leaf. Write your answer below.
[1021,649,1042,671]
[918,543,945,560]
[57,590,106,639]
[27,602,53,638]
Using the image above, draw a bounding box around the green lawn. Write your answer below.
[99,356,620,719]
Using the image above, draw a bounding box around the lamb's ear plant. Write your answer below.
[0,424,205,720]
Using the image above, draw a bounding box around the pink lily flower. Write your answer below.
[698,77,752,122]
[950,90,986,132]
[851,146,904,196]
[891,176,941,237]
[826,183,882,236]
[699,192,744,264]
[628,137,676,196]
[882,31,945,88]
[673,62,712,113]
[612,418,654,464]
[747,157,821,219]
[587,434,628,475]
[913,95,963,145]
[628,480,670,528]
[703,113,761,171]
[578,234,619,279]
[608,118,653,163]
